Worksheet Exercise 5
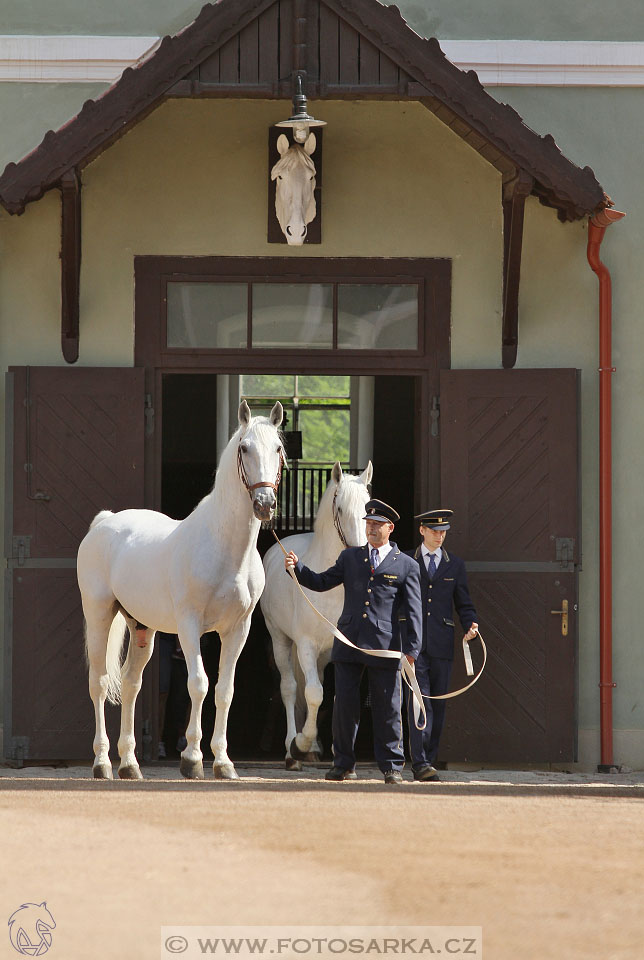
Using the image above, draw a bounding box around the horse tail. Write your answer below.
[89,509,113,531]
[104,611,127,704]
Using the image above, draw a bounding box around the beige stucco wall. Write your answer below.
[0,97,626,766]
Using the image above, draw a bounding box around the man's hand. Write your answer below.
[464,621,479,642]
[285,550,298,572]
[405,654,415,666]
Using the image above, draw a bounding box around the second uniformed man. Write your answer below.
[405,509,478,781]
[285,498,422,784]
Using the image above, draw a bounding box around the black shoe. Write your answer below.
[384,770,403,784]
[325,766,357,781]
[413,764,440,782]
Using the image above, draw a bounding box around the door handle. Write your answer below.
[550,599,569,636]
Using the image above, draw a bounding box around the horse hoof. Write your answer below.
[289,736,310,761]
[118,764,143,780]
[212,762,239,780]
[180,757,205,780]
[93,763,113,779]
[285,757,303,771]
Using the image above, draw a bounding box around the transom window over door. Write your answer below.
[166,280,420,351]
[135,256,452,516]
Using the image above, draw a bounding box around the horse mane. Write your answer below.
[271,144,316,179]
[313,470,366,538]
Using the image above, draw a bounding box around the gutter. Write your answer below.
[586,207,625,772]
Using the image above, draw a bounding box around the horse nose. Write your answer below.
[301,225,307,238]
[253,489,276,521]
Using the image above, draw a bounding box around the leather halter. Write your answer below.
[332,486,348,547]
[237,442,285,501]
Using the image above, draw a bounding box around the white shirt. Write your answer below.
[421,545,442,570]
[369,541,393,566]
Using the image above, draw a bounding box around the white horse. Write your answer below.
[77,400,284,781]
[271,132,317,245]
[261,461,372,768]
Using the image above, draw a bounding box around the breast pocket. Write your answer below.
[338,614,353,626]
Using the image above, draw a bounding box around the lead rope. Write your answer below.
[270,529,487,731]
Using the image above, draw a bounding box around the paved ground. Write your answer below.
[1,762,643,960]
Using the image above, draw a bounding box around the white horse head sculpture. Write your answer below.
[271,132,317,245]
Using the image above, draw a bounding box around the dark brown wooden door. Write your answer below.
[439,369,579,762]
[4,367,145,762]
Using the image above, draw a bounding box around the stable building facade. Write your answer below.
[0,0,637,770]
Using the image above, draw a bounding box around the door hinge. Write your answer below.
[555,537,575,566]
[9,736,30,766]
[144,394,155,438]
[430,396,440,438]
[12,535,32,566]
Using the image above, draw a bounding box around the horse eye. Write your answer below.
[241,443,249,454]
[278,175,282,180]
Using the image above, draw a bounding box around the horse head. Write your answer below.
[329,460,373,547]
[237,400,285,522]
[271,133,317,245]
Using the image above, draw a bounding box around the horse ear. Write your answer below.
[238,400,251,427]
[332,461,343,484]
[269,401,283,426]
[277,134,290,156]
[304,132,316,155]
[360,460,373,487]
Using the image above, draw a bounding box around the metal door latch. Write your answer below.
[430,396,440,438]
[555,537,575,566]
[550,598,569,636]
[12,535,31,567]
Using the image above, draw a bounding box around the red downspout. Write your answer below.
[586,207,625,770]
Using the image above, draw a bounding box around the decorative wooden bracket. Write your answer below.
[60,169,81,363]
[502,170,533,368]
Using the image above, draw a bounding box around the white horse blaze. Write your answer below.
[261,460,373,764]
[271,132,317,245]
[77,400,284,781]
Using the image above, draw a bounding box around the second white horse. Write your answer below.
[261,461,372,767]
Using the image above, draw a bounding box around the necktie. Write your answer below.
[427,553,436,579]
[371,547,380,570]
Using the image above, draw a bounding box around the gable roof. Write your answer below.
[0,0,609,220]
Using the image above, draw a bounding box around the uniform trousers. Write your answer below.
[332,661,405,773]
[406,654,452,769]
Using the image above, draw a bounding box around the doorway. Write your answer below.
[158,370,418,759]
[135,254,449,761]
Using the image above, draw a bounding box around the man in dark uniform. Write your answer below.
[405,509,478,782]
[285,499,422,784]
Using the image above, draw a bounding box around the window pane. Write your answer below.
[240,374,295,398]
[167,283,247,348]
[297,375,350,398]
[252,284,333,349]
[337,284,418,350]
[299,409,350,462]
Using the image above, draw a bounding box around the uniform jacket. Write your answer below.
[294,542,422,666]
[406,545,478,660]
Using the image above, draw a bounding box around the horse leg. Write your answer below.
[117,625,155,779]
[210,619,250,779]
[176,621,209,780]
[270,628,300,770]
[290,642,324,760]
[308,651,331,758]
[85,603,120,779]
